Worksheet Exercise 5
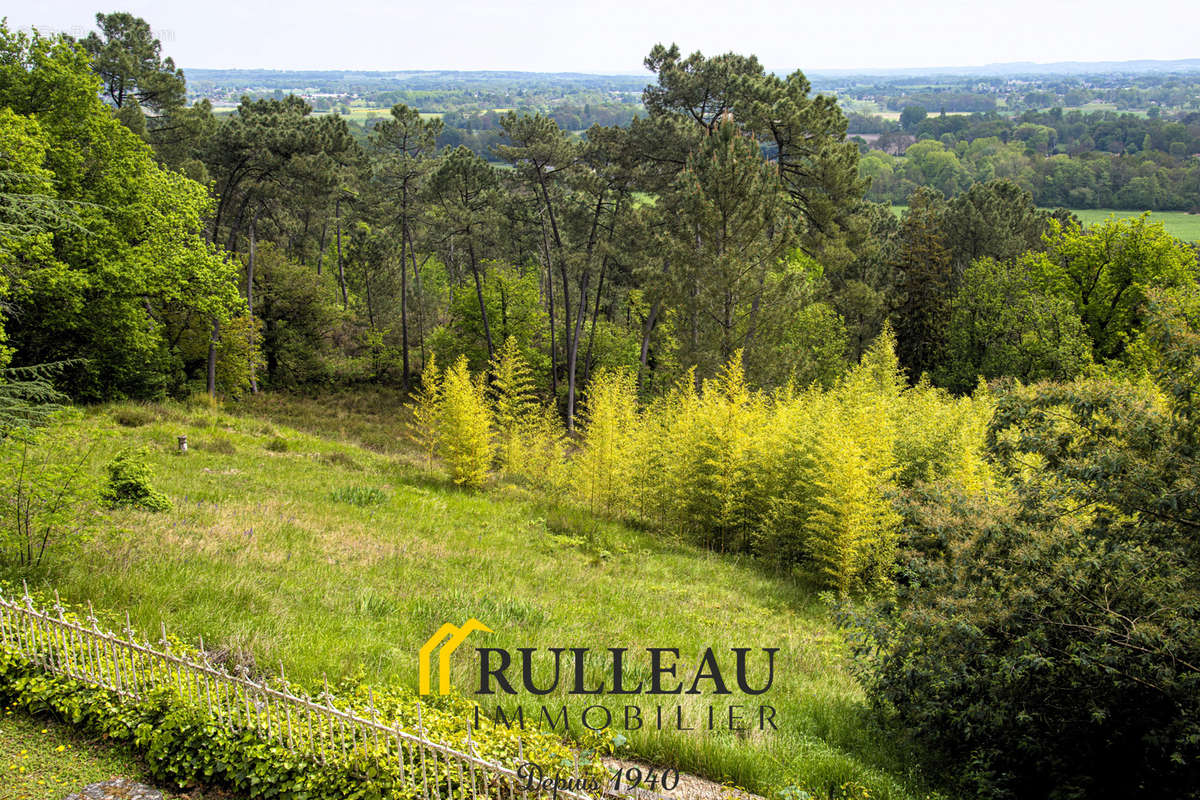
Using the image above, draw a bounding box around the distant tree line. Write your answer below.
[857,106,1200,209]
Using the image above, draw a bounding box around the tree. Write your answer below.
[0,24,243,400]
[891,188,952,380]
[437,355,493,488]
[642,44,867,257]
[659,121,796,382]
[81,13,185,115]
[371,104,443,382]
[853,299,1200,796]
[79,12,213,180]
[1026,215,1198,363]
[939,179,1049,279]
[899,105,927,132]
[939,256,1093,391]
[427,147,502,362]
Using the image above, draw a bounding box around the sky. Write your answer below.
[11,0,1200,74]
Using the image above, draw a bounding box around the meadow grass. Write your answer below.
[3,397,937,800]
[0,709,219,799]
[890,204,1200,241]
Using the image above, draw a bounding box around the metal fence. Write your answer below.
[0,588,618,800]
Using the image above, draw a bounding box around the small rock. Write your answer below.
[63,777,164,800]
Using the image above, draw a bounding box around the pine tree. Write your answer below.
[892,188,952,379]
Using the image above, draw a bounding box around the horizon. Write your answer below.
[12,0,1200,74]
[175,56,1200,78]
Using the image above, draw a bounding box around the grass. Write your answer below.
[2,396,937,800]
[0,708,224,799]
[1064,208,1200,240]
[890,204,1200,241]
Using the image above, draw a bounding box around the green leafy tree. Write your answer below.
[659,120,796,381]
[81,13,185,115]
[0,24,243,400]
[371,103,443,382]
[939,179,1049,278]
[642,44,867,257]
[939,256,1093,391]
[426,147,502,361]
[1027,214,1198,362]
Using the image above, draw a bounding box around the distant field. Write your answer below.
[890,205,1200,241]
[1065,208,1200,239]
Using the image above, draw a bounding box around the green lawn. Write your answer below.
[0,709,223,800]
[890,205,1200,241]
[3,396,936,800]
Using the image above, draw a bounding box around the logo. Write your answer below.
[418,618,492,695]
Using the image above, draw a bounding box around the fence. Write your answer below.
[0,587,634,800]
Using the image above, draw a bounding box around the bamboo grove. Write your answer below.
[410,331,994,595]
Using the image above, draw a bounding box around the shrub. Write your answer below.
[437,355,493,488]
[0,629,605,799]
[572,367,640,514]
[489,336,540,475]
[405,354,441,473]
[265,436,289,453]
[99,448,171,512]
[0,416,97,568]
[111,407,155,428]
[848,301,1200,797]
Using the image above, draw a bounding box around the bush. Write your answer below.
[99,448,171,512]
[437,355,493,488]
[0,591,608,799]
[0,416,97,568]
[847,300,1200,798]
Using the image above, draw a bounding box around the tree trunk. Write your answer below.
[566,270,590,432]
[408,226,426,368]
[336,197,348,309]
[467,239,494,359]
[316,221,327,276]
[540,219,558,406]
[247,217,259,394]
[581,255,609,388]
[398,198,410,385]
[637,299,661,392]
[207,318,220,397]
[539,178,571,391]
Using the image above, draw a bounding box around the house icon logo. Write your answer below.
[418,619,492,695]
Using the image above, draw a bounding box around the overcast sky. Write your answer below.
[10,0,1199,73]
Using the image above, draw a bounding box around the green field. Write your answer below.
[1065,208,1200,239]
[4,395,932,800]
[890,205,1200,241]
